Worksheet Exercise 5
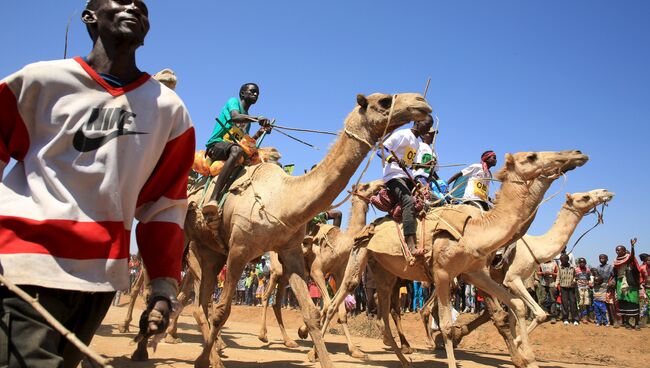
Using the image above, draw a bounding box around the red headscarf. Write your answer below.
[481,151,496,177]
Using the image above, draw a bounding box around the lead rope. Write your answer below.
[328,95,397,210]
[566,203,606,255]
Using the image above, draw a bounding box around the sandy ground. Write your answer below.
[90,298,645,368]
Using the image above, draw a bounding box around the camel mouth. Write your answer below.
[559,155,589,173]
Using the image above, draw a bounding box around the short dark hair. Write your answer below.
[85,0,101,10]
[240,83,259,94]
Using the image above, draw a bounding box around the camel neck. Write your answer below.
[346,197,370,236]
[281,112,378,228]
[532,204,584,259]
[464,171,530,255]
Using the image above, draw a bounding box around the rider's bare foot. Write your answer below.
[411,247,426,257]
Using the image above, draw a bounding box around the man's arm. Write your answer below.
[0,79,30,182]
[447,171,462,185]
[326,210,343,228]
[135,111,196,306]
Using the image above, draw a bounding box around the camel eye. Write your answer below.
[582,195,590,201]
[378,96,393,110]
[526,153,538,162]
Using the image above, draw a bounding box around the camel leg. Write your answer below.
[165,270,194,343]
[278,246,333,368]
[504,277,547,336]
[194,247,246,368]
[193,245,225,344]
[308,264,365,359]
[267,275,300,348]
[464,270,538,368]
[331,271,368,360]
[434,271,458,368]
[419,293,437,348]
[375,271,409,368]
[118,267,145,333]
[320,246,369,339]
[258,269,279,344]
[388,279,414,354]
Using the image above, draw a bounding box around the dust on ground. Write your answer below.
[90,298,643,367]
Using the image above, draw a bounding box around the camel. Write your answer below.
[257,180,384,359]
[426,188,614,348]
[388,152,597,351]
[187,93,432,368]
[318,150,589,368]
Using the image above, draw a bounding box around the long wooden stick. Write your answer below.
[423,77,431,98]
[0,274,114,368]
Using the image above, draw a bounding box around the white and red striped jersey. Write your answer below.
[0,57,195,292]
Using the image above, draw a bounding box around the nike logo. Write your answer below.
[73,107,147,152]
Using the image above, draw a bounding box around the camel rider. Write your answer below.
[413,125,437,184]
[202,83,272,217]
[447,150,497,211]
[382,115,434,257]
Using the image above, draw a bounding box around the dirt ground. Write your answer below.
[90,298,645,368]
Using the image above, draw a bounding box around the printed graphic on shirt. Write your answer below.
[223,123,246,143]
[73,107,147,152]
[403,146,417,167]
[472,180,489,201]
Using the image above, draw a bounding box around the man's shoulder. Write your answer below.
[3,59,76,85]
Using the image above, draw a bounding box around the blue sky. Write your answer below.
[1,1,648,266]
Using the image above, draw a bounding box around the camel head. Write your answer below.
[351,179,385,202]
[565,189,614,214]
[497,150,589,182]
[153,68,177,90]
[349,93,432,141]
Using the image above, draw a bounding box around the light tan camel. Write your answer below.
[319,150,589,368]
[190,93,432,368]
[436,188,614,348]
[390,152,593,352]
[258,180,384,359]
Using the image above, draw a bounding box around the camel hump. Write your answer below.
[365,208,473,257]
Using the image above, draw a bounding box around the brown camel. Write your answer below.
[427,188,614,349]
[188,93,432,368]
[388,152,595,352]
[258,180,384,359]
[319,150,589,368]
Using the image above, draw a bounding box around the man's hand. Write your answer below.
[138,296,171,337]
[631,237,637,248]
[256,116,272,127]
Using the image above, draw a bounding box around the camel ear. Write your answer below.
[357,94,368,110]
[505,153,514,169]
[565,193,573,203]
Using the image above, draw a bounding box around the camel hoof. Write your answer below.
[258,334,269,343]
[117,324,129,333]
[401,346,415,355]
[306,349,318,362]
[284,340,299,348]
[297,325,309,339]
[131,347,149,361]
[164,335,182,344]
[351,349,369,360]
[194,357,210,368]
[383,336,393,346]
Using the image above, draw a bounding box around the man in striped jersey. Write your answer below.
[0,1,195,366]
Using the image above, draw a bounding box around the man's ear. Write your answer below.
[81,9,97,26]
[357,94,368,110]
